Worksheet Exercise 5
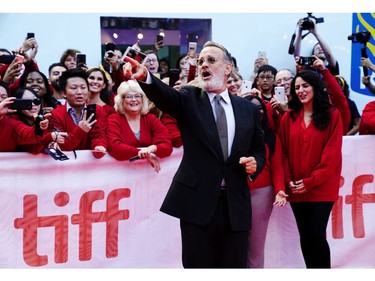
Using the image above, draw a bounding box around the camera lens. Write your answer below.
[302,19,314,30]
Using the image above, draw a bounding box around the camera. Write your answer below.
[348,31,371,44]
[301,13,324,30]
[298,56,316,66]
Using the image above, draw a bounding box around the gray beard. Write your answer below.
[198,68,226,92]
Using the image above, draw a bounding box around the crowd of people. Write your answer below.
[1,15,374,269]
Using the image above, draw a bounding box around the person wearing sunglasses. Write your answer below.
[18,70,60,113]
[123,41,266,268]
[9,87,67,154]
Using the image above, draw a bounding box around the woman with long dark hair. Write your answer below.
[278,69,343,268]
[10,87,66,154]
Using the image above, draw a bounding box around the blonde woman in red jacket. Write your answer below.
[278,69,343,268]
[107,80,172,173]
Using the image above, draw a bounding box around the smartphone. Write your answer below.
[129,155,141,162]
[274,86,285,102]
[123,46,147,65]
[12,99,33,110]
[258,51,266,58]
[156,34,164,47]
[105,42,115,52]
[76,53,86,67]
[187,65,196,83]
[188,42,197,55]
[27,32,35,39]
[0,55,16,64]
[241,80,253,95]
[15,54,24,64]
[86,104,96,121]
[169,69,180,87]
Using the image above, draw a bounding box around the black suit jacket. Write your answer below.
[139,76,266,231]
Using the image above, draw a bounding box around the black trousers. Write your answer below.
[180,190,249,268]
[290,201,335,268]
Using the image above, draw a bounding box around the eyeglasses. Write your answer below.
[258,75,274,81]
[276,77,293,85]
[124,94,142,100]
[144,59,157,64]
[196,56,221,67]
[32,98,41,105]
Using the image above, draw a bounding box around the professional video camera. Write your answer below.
[348,30,372,76]
[348,31,371,44]
[301,13,324,30]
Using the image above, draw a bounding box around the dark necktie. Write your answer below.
[214,95,228,160]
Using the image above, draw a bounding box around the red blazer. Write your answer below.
[49,103,107,151]
[248,134,285,195]
[278,108,343,202]
[107,112,172,161]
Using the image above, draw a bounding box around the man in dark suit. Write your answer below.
[123,41,266,268]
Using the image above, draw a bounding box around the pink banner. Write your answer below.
[1,136,375,268]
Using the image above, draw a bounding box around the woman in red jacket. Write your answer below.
[107,80,172,173]
[6,87,67,154]
[278,69,343,268]
[244,95,288,268]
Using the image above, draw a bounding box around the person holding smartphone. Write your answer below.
[9,87,67,154]
[59,49,81,70]
[49,68,108,159]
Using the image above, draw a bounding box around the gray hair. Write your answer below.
[203,41,233,65]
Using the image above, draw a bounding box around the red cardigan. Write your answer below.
[107,112,172,161]
[49,103,107,151]
[278,108,343,202]
[247,134,285,195]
